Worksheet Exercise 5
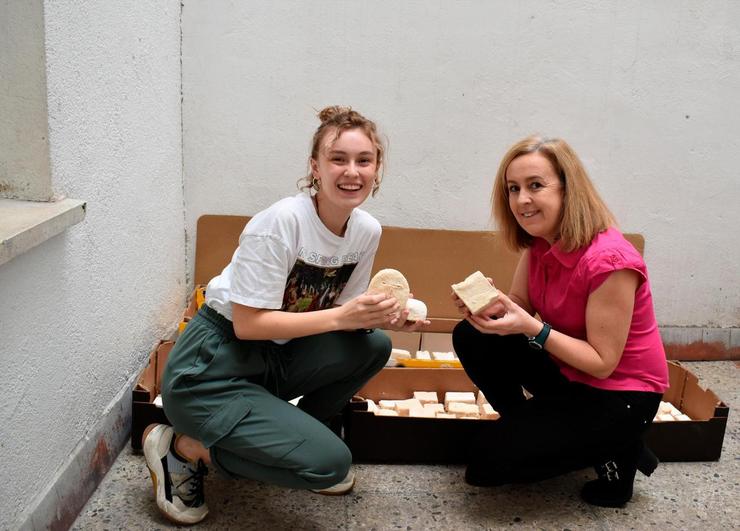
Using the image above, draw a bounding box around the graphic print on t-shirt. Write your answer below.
[282,259,358,312]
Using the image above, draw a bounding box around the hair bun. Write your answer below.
[318,105,352,124]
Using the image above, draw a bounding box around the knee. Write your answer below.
[302,438,352,488]
[452,319,481,362]
[367,329,392,368]
[348,329,391,373]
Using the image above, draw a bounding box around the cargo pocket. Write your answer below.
[198,393,253,448]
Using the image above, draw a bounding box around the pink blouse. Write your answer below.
[528,227,669,393]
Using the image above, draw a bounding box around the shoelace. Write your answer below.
[174,460,208,507]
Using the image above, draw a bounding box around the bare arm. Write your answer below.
[232,292,402,340]
[507,250,533,314]
[467,268,639,379]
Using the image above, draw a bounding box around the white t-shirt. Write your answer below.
[206,193,382,340]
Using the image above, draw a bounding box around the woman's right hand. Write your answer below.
[336,292,401,330]
[451,276,505,318]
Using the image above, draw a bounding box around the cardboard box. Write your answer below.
[132,215,652,452]
[343,361,728,463]
[644,361,729,461]
[131,340,173,451]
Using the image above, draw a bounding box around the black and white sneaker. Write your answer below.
[143,424,209,524]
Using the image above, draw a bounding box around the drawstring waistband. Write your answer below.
[195,304,288,396]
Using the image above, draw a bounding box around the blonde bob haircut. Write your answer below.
[492,135,616,252]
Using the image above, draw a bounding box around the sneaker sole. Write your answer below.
[312,473,356,496]
[143,425,207,525]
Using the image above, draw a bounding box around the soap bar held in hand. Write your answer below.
[451,271,499,314]
[368,268,410,311]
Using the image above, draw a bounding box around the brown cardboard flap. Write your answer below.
[680,368,725,421]
[193,214,644,321]
[356,367,477,401]
[420,332,454,352]
[385,330,422,353]
[372,226,521,320]
[155,341,174,394]
[135,352,157,400]
[194,215,251,286]
[661,361,687,406]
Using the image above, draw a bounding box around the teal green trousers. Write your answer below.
[161,304,390,490]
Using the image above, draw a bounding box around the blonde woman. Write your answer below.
[453,135,668,507]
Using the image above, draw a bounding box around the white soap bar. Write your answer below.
[415,350,431,360]
[658,401,673,415]
[480,403,501,420]
[432,351,456,361]
[413,391,439,404]
[423,403,445,414]
[447,402,480,418]
[405,298,428,321]
[444,391,476,408]
[389,348,411,365]
[375,408,399,416]
[476,390,489,406]
[153,394,164,408]
[451,271,499,314]
[409,406,435,418]
[365,399,378,413]
[676,414,692,421]
[436,412,457,419]
[378,400,400,409]
[657,413,675,422]
[394,398,423,416]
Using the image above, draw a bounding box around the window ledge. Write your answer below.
[0,197,87,266]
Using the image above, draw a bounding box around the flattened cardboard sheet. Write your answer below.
[193,214,643,334]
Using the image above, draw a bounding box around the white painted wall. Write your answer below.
[0,0,52,200]
[0,1,184,528]
[182,0,740,327]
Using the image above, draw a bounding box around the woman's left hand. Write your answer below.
[467,292,541,337]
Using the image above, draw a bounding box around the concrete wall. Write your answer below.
[182,0,740,328]
[0,0,52,200]
[0,1,184,528]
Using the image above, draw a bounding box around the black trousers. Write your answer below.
[452,319,662,484]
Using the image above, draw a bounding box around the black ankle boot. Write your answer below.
[581,459,637,508]
[636,444,659,477]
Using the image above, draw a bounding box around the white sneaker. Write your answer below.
[311,469,356,495]
[143,424,209,524]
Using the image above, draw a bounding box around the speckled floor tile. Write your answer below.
[72,361,739,530]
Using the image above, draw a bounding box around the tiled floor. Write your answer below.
[72,361,738,530]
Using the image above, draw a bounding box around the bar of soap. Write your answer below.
[423,403,445,414]
[451,271,499,314]
[480,403,501,420]
[409,406,435,418]
[394,398,423,416]
[436,413,457,419]
[444,391,476,408]
[476,390,489,406]
[413,391,439,404]
[405,298,427,321]
[432,351,456,361]
[368,268,410,310]
[448,402,480,418]
[375,409,399,416]
[415,350,431,360]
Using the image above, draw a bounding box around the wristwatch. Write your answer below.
[528,322,551,350]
